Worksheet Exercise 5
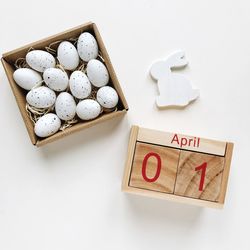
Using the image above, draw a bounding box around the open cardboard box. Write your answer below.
[1,22,128,147]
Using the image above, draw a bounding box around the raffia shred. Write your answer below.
[69,37,78,46]
[14,58,29,69]
[32,80,44,89]
[28,47,35,52]
[60,118,79,131]
[26,103,55,124]
[45,40,61,55]
[77,62,86,73]
[89,87,98,99]
[45,37,78,55]
[97,52,105,63]
[14,47,34,69]
[55,64,66,72]
[103,107,118,113]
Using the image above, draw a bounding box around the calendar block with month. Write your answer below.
[122,126,234,208]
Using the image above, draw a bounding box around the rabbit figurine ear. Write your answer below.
[166,50,188,68]
[150,61,167,80]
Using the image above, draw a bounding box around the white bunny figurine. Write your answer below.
[150,50,199,108]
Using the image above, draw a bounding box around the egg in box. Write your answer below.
[1,22,128,146]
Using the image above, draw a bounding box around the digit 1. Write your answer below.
[142,152,161,182]
[195,162,207,191]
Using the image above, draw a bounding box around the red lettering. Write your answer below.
[197,138,200,147]
[180,138,187,147]
[195,162,207,191]
[188,138,193,147]
[171,134,179,145]
[142,152,161,182]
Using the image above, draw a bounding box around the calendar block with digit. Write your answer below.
[122,126,234,208]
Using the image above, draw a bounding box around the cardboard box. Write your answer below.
[1,22,128,146]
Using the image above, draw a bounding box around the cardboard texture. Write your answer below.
[1,22,128,146]
[122,126,234,208]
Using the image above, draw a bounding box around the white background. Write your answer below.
[0,0,249,249]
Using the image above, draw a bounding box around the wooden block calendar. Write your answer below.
[122,126,234,208]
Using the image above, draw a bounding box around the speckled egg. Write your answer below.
[13,68,42,90]
[69,71,92,99]
[55,92,76,121]
[76,99,101,120]
[57,41,79,70]
[26,50,56,72]
[97,86,119,109]
[77,32,98,62]
[26,86,56,108]
[86,59,109,87]
[43,68,69,91]
[34,113,61,138]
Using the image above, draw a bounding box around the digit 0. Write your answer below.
[142,152,162,182]
[195,162,207,191]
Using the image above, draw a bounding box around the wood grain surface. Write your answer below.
[174,151,225,201]
[129,142,180,193]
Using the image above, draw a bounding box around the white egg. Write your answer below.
[97,86,119,109]
[69,71,92,99]
[55,92,76,121]
[77,32,98,62]
[13,68,42,90]
[57,41,79,70]
[26,86,56,108]
[43,68,68,91]
[76,99,101,120]
[34,113,61,138]
[86,59,109,87]
[26,50,56,72]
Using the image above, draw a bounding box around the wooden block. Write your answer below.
[122,126,234,208]
[174,151,224,202]
[129,142,180,193]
